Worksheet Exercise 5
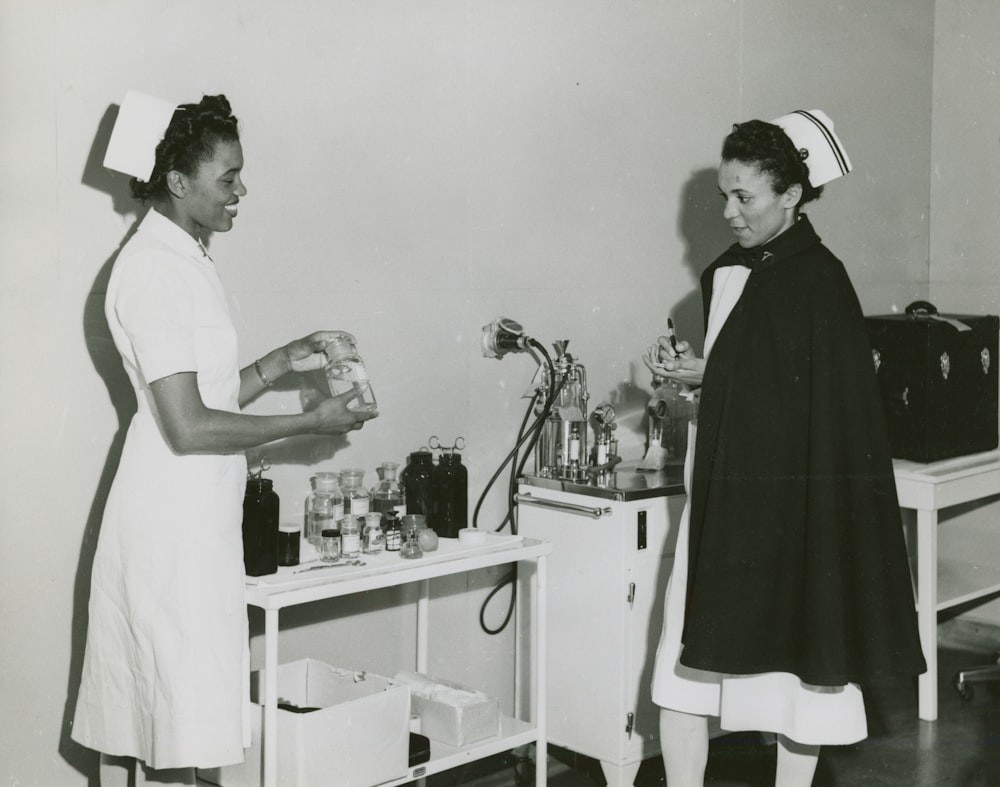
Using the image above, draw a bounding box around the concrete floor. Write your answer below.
[428,642,1000,787]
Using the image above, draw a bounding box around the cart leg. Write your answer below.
[263,608,279,787]
[916,508,938,721]
[600,760,641,787]
[536,555,547,787]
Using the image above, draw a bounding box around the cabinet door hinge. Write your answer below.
[627,581,635,609]
[625,711,635,739]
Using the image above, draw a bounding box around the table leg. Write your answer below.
[916,507,938,721]
[416,578,429,673]
[536,555,547,787]
[262,608,279,787]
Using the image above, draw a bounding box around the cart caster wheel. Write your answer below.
[952,672,974,701]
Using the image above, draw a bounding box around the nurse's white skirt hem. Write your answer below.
[649,456,868,747]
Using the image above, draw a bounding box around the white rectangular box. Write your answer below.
[396,671,500,748]
[201,658,409,787]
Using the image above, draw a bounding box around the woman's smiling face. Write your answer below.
[174,138,247,239]
[718,159,800,249]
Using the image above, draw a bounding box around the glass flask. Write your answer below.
[362,512,385,554]
[340,515,361,559]
[324,335,378,412]
[306,472,343,547]
[339,469,370,518]
[399,522,424,560]
[242,475,279,576]
[401,450,434,517]
[372,461,406,516]
[431,452,468,538]
[647,377,698,465]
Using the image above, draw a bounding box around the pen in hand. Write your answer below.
[667,318,680,358]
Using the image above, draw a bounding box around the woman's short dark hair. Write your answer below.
[131,94,239,202]
[721,119,823,207]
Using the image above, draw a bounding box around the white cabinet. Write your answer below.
[242,535,551,787]
[516,469,683,787]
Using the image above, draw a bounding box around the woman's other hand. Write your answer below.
[284,330,356,373]
[310,389,379,434]
[642,337,706,386]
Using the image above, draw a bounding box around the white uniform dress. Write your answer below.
[650,265,868,746]
[73,209,251,769]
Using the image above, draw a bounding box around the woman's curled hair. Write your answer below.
[722,119,823,207]
[131,94,239,202]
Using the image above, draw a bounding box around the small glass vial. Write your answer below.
[340,514,361,559]
[306,472,343,547]
[324,335,378,412]
[320,528,342,562]
[362,512,385,554]
[339,469,370,518]
[372,461,406,516]
[277,523,301,566]
[383,511,402,552]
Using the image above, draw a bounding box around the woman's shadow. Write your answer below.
[61,104,347,783]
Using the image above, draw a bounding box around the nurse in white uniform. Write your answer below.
[72,91,378,787]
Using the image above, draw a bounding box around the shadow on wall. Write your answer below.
[61,101,351,783]
[672,166,729,357]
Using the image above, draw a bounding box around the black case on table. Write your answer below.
[865,302,999,463]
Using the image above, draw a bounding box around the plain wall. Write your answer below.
[929,0,1000,625]
[0,0,963,783]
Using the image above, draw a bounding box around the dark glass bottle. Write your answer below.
[242,476,279,576]
[431,452,468,538]
[401,450,434,517]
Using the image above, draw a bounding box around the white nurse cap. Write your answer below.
[104,90,178,181]
[771,109,852,187]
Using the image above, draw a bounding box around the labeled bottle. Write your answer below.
[372,461,406,516]
[339,469,370,518]
[383,511,402,552]
[306,472,343,547]
[340,514,361,559]
[401,450,434,517]
[242,472,279,576]
[362,512,385,554]
[431,451,468,538]
[324,335,378,412]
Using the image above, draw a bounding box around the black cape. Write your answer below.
[680,216,926,686]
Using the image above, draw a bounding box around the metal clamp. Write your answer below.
[514,492,611,519]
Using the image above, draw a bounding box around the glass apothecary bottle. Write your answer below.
[383,511,402,552]
[372,461,406,516]
[401,450,434,517]
[362,512,384,554]
[339,469,370,518]
[306,472,343,547]
[242,472,279,576]
[324,335,378,412]
[431,451,468,538]
[340,515,361,559]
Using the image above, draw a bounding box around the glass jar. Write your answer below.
[339,469,370,518]
[320,528,342,562]
[431,452,468,538]
[242,476,279,576]
[399,523,423,560]
[401,450,434,517]
[277,523,301,566]
[324,335,378,412]
[372,461,406,516]
[340,514,361,559]
[362,512,385,554]
[306,472,343,547]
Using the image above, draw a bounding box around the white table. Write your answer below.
[244,534,551,786]
[893,449,1000,721]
